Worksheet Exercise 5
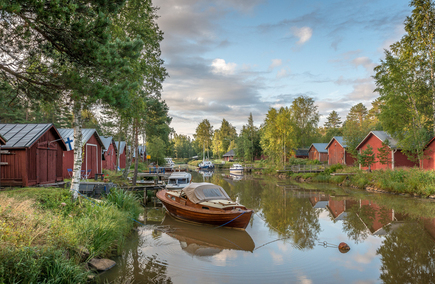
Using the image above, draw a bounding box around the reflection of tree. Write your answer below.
[260,184,321,250]
[377,222,435,284]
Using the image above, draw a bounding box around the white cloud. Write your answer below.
[211,58,237,75]
[268,59,282,71]
[291,26,313,44]
[276,68,290,79]
[352,57,377,73]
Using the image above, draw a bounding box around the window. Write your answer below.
[202,188,223,198]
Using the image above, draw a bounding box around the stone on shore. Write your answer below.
[88,258,116,271]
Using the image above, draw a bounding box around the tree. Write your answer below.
[377,140,391,167]
[343,103,375,157]
[357,145,376,171]
[193,119,214,158]
[146,136,166,165]
[324,111,342,129]
[211,119,237,158]
[290,96,319,147]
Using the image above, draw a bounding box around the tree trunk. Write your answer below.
[122,130,132,180]
[133,119,139,186]
[115,117,122,173]
[71,101,83,200]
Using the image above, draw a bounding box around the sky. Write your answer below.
[152,0,412,137]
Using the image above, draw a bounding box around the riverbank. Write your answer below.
[0,187,143,283]
[282,166,435,199]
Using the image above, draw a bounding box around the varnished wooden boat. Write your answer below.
[156,182,253,230]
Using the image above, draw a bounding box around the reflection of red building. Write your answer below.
[356,131,418,170]
[308,192,329,208]
[326,137,356,166]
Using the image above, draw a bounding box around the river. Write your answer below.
[99,170,435,283]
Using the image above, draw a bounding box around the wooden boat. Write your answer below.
[161,213,255,256]
[156,182,253,229]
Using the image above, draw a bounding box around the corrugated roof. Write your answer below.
[310,143,328,153]
[58,128,105,149]
[115,141,126,154]
[100,136,116,153]
[356,131,398,150]
[295,148,309,156]
[223,149,235,157]
[0,123,61,148]
[326,136,347,149]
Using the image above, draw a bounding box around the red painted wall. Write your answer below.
[422,141,435,170]
[63,133,102,179]
[394,151,418,168]
[327,198,346,219]
[119,146,126,169]
[1,127,64,186]
[328,138,356,166]
[308,147,328,162]
[102,143,117,171]
[360,200,393,234]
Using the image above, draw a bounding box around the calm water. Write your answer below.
[99,171,435,284]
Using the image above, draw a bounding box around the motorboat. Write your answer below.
[198,160,214,170]
[156,182,253,229]
[164,157,175,168]
[229,163,244,174]
[160,213,255,256]
[166,172,192,190]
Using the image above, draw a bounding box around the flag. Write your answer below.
[64,136,74,151]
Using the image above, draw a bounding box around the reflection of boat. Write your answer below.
[161,213,255,256]
[166,172,192,190]
[156,182,253,229]
[199,170,213,178]
[230,173,243,181]
[229,163,244,174]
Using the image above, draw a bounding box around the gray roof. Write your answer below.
[128,145,146,157]
[0,123,65,149]
[100,136,116,153]
[356,131,398,150]
[295,148,309,156]
[115,141,126,154]
[223,149,235,157]
[58,128,105,149]
[310,143,328,153]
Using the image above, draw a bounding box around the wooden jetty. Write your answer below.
[277,164,326,173]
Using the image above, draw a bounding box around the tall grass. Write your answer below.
[104,188,143,220]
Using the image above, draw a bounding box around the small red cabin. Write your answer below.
[115,141,126,169]
[308,143,328,162]
[101,136,117,171]
[223,149,235,161]
[421,137,435,170]
[58,129,105,179]
[325,136,356,166]
[0,124,66,186]
[356,131,418,170]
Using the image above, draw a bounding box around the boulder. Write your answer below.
[88,258,116,271]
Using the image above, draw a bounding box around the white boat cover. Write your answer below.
[182,182,231,204]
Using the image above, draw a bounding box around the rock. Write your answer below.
[88,258,116,271]
[76,246,90,261]
[429,194,435,199]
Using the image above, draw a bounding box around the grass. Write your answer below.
[0,187,143,282]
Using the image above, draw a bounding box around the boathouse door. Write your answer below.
[86,144,98,178]
[37,141,57,184]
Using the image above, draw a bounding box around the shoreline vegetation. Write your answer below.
[0,187,142,283]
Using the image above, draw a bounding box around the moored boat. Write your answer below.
[156,182,253,229]
[229,163,244,174]
[166,172,192,190]
[198,160,214,170]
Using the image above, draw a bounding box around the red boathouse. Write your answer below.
[325,136,356,166]
[308,143,328,162]
[101,136,117,171]
[0,124,66,186]
[58,129,105,179]
[356,131,418,170]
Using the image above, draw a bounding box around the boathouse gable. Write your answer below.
[223,149,235,161]
[326,136,356,166]
[59,128,105,179]
[0,123,66,187]
[356,131,417,170]
[101,136,117,171]
[308,143,328,162]
[115,141,127,169]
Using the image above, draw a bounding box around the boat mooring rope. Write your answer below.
[213,211,246,229]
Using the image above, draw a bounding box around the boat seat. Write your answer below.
[200,200,238,209]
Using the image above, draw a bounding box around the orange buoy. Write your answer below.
[338,242,350,253]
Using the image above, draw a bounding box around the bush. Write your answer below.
[324,164,343,175]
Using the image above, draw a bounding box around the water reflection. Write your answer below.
[99,173,435,283]
[160,213,255,257]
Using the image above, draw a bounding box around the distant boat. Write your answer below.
[198,160,214,170]
[164,157,175,168]
[229,163,244,174]
[157,182,253,229]
[166,172,192,190]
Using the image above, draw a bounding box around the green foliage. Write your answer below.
[324,110,342,129]
[377,140,391,166]
[324,164,343,175]
[357,145,376,171]
[0,247,89,284]
[290,95,320,147]
[212,119,237,159]
[104,188,142,220]
[146,136,166,165]
[194,119,214,157]
[173,134,195,158]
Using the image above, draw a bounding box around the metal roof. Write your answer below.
[58,128,105,149]
[0,123,65,149]
[100,136,116,153]
[115,141,126,154]
[309,143,328,153]
[295,148,309,156]
[326,136,347,149]
[223,149,235,157]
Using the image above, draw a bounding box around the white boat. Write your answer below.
[229,163,244,174]
[164,157,175,168]
[166,172,192,190]
[198,160,214,170]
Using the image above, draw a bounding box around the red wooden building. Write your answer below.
[58,129,105,179]
[223,149,235,161]
[421,137,435,170]
[101,136,117,171]
[308,143,328,162]
[356,131,418,170]
[0,124,66,186]
[115,141,126,169]
[325,136,356,166]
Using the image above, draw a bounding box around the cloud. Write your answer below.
[352,57,377,73]
[276,68,290,79]
[211,58,237,75]
[291,26,313,44]
[268,59,282,71]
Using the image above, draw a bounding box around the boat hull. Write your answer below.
[157,190,253,229]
